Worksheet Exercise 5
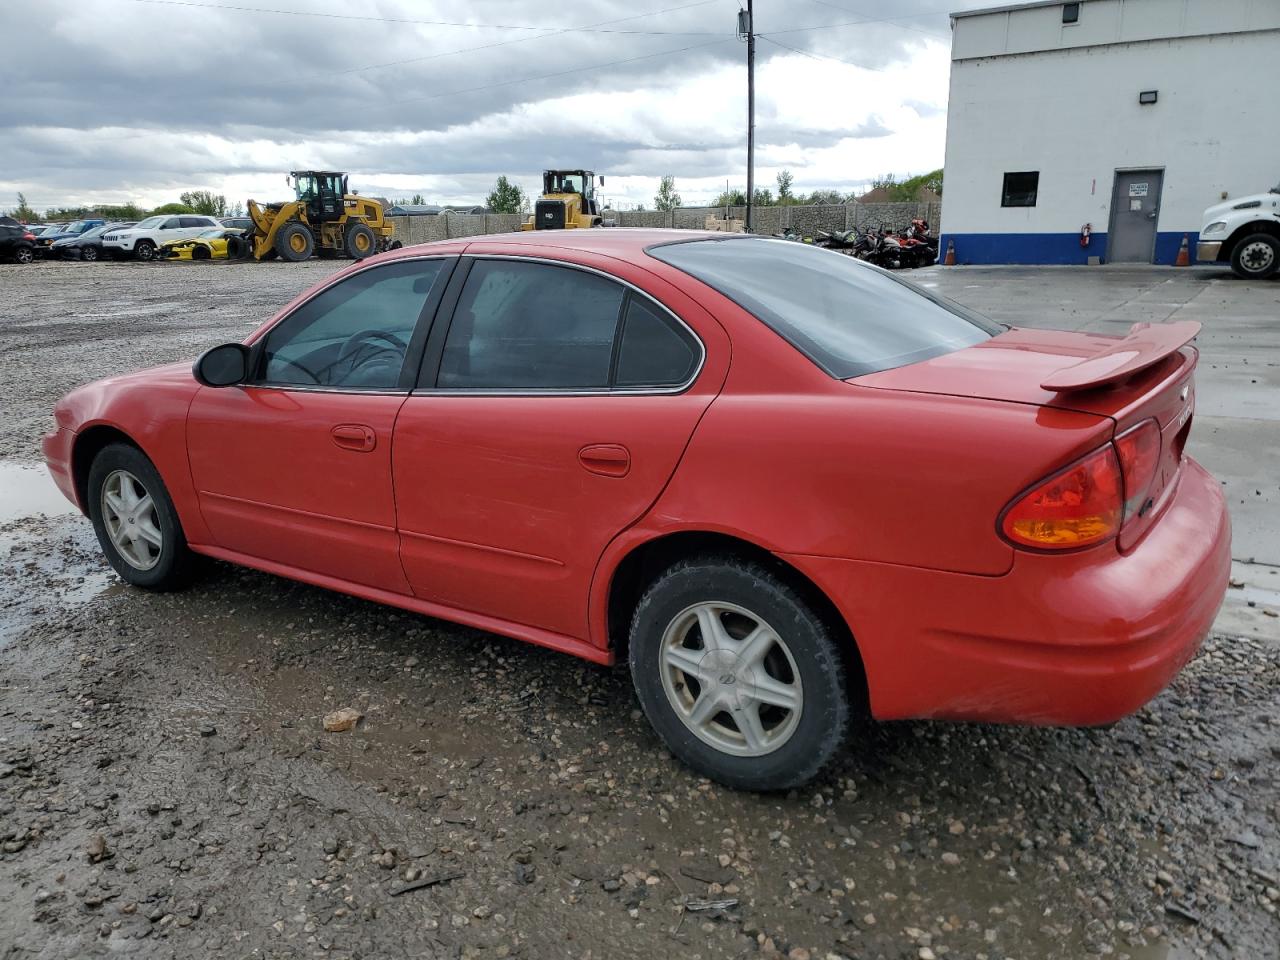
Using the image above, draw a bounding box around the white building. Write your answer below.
[939,0,1280,265]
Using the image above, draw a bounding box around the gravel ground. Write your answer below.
[1,258,1277,960]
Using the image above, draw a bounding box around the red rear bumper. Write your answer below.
[784,457,1231,725]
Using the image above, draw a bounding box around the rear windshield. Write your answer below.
[647,237,1002,378]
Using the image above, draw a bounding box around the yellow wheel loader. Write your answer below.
[522,170,605,230]
[247,171,400,262]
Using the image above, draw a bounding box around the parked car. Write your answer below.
[1197,182,1280,278]
[35,219,105,255]
[43,231,1230,791]
[101,215,221,261]
[0,221,37,263]
[159,226,252,261]
[219,217,254,231]
[51,222,136,261]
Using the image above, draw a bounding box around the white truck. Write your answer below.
[101,214,221,261]
[1197,184,1280,279]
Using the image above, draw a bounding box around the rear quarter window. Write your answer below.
[647,237,1001,378]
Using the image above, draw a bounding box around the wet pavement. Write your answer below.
[0,258,1277,959]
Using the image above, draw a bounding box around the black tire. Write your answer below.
[275,221,314,262]
[628,555,851,791]
[14,245,34,264]
[192,245,211,260]
[134,239,156,262]
[1230,233,1279,279]
[387,239,403,250]
[81,245,99,262]
[87,443,194,591]
[344,221,376,259]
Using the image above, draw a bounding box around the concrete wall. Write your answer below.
[388,202,941,246]
[941,1,1280,264]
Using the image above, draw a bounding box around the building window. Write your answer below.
[1001,172,1039,207]
[1062,3,1079,23]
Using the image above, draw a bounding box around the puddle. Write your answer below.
[0,460,115,646]
[0,461,77,523]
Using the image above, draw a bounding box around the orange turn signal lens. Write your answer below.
[1001,444,1123,549]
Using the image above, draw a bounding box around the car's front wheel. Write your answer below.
[87,443,193,590]
[81,245,99,262]
[134,240,156,261]
[629,556,851,791]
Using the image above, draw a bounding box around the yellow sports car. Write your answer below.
[160,227,252,261]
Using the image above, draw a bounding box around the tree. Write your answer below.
[711,187,747,207]
[751,187,774,207]
[410,193,425,205]
[486,175,525,214]
[654,175,681,211]
[804,189,845,206]
[97,203,148,221]
[11,192,38,222]
[866,169,943,201]
[776,169,795,204]
[179,190,228,217]
[151,202,195,215]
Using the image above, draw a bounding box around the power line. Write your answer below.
[377,36,736,110]
[97,0,726,35]
[757,34,886,71]
[802,0,951,39]
[766,5,952,40]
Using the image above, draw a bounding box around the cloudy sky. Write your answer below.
[2,0,975,213]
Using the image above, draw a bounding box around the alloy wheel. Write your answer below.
[16,247,33,264]
[100,469,163,570]
[658,601,803,757]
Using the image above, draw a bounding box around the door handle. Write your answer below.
[331,423,376,452]
[578,443,631,478]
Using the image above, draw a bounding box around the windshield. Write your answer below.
[65,220,92,233]
[648,237,1002,379]
[545,172,587,195]
[78,225,108,240]
[134,216,165,229]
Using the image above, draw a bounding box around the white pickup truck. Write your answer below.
[1197,185,1280,279]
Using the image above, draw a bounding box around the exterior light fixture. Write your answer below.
[1139,90,1158,104]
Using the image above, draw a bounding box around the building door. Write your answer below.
[1108,170,1163,263]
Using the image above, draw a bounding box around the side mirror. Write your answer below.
[193,343,250,387]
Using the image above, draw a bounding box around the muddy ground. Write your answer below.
[1,257,1277,960]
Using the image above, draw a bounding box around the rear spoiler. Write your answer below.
[1040,320,1200,392]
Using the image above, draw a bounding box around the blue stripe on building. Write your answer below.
[939,231,1199,266]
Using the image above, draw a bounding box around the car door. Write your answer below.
[393,252,728,642]
[186,255,456,590]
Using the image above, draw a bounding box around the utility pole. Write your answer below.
[739,2,755,232]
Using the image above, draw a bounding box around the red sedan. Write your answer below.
[44,230,1231,790]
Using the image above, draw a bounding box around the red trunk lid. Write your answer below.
[851,324,1199,550]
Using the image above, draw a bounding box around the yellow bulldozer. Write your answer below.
[522,169,605,230]
[247,171,399,261]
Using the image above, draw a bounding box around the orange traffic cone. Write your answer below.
[1174,234,1189,266]
[943,238,956,266]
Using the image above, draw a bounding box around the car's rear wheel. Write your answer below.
[134,240,156,262]
[87,443,193,590]
[1231,233,1279,279]
[14,245,34,264]
[629,556,850,791]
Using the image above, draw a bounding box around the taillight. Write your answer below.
[1000,445,1122,549]
[1113,418,1161,525]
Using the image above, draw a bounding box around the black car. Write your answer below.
[0,221,37,264]
[51,222,135,261]
[34,218,105,255]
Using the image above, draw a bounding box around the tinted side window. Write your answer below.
[161,218,181,230]
[648,238,999,379]
[259,259,447,389]
[615,297,699,387]
[437,260,624,389]
[179,216,205,228]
